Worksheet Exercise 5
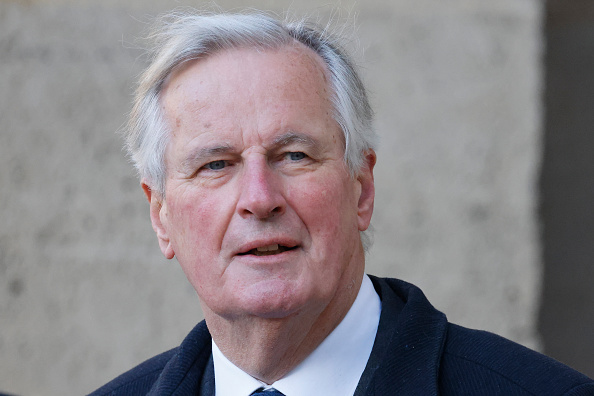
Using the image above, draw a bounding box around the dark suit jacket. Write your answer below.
[90,276,594,395]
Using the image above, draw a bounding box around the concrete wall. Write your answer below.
[0,1,544,394]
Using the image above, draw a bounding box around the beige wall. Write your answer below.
[0,1,543,394]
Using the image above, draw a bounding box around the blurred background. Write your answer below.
[0,0,592,394]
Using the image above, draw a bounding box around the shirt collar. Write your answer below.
[212,274,381,396]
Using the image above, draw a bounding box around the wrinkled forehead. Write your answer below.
[160,42,341,139]
[162,40,331,101]
[159,43,344,161]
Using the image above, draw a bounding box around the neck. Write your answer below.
[204,270,364,384]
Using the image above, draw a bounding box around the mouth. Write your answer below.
[237,244,297,257]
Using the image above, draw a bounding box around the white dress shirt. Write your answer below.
[212,274,382,396]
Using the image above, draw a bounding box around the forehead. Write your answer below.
[160,44,339,153]
[163,42,329,92]
[162,44,331,119]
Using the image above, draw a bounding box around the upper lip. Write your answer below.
[234,238,300,256]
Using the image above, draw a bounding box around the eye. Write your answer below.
[287,152,306,161]
[204,160,227,170]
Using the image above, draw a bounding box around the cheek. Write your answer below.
[166,191,233,294]
[166,190,228,254]
[287,174,358,240]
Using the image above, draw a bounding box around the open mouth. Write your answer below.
[238,244,297,256]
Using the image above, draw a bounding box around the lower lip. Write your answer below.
[233,248,299,265]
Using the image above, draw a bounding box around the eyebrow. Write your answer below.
[182,143,234,170]
[269,131,321,155]
[180,131,322,170]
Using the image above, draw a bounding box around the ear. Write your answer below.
[142,181,175,259]
[356,150,376,231]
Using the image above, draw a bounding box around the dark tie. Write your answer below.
[250,388,285,396]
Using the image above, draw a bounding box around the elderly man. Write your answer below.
[92,10,593,396]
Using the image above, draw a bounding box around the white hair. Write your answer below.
[125,11,376,247]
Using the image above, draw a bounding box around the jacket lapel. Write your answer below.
[355,276,448,396]
[148,321,213,395]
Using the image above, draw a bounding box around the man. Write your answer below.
[91,10,593,396]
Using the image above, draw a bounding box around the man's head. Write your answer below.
[126,12,376,198]
[129,11,377,324]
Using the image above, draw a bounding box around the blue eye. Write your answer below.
[288,152,306,161]
[205,160,226,170]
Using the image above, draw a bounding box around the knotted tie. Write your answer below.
[250,388,285,396]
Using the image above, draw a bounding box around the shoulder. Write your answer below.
[367,276,594,395]
[440,323,594,395]
[89,320,213,396]
[89,348,178,396]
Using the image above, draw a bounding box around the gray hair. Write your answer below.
[125,10,376,197]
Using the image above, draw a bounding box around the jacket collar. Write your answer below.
[148,321,213,395]
[355,276,448,396]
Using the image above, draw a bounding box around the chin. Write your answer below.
[236,279,315,319]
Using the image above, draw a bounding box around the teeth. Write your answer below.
[257,244,279,252]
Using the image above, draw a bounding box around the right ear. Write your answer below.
[142,181,175,259]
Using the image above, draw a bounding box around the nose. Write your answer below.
[236,157,286,219]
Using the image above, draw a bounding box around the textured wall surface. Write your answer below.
[0,1,543,395]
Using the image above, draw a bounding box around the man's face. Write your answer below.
[146,45,375,321]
